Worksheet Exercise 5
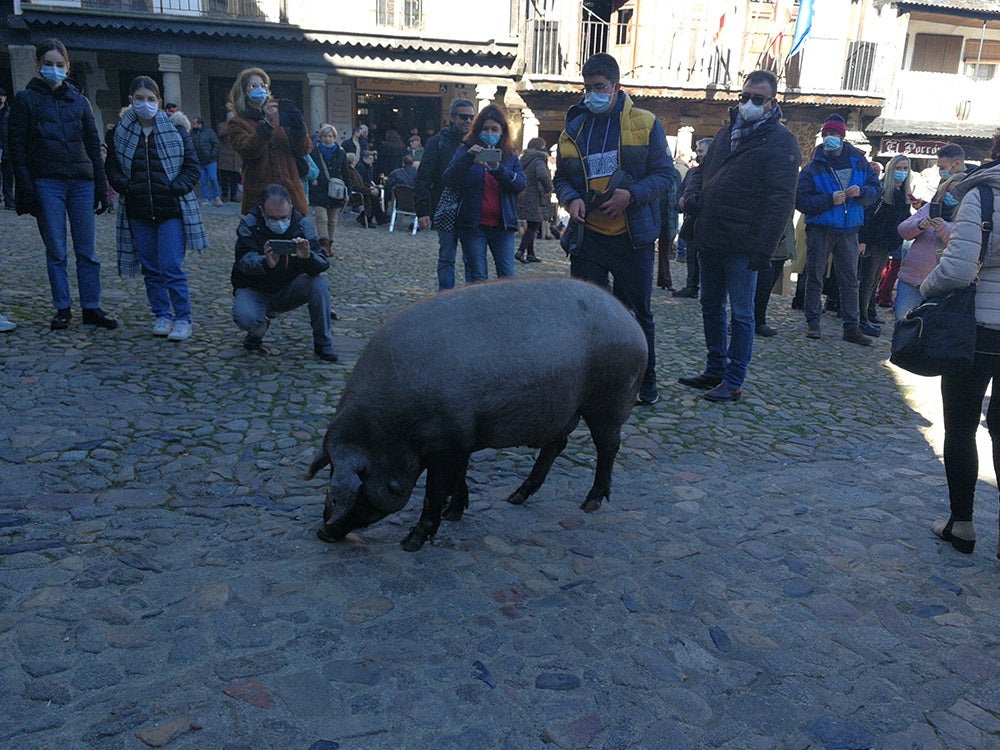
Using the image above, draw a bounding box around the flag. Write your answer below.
[789,0,815,58]
[765,0,794,61]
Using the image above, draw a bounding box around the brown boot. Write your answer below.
[319,237,332,257]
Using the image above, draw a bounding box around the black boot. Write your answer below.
[50,308,71,330]
[82,308,119,330]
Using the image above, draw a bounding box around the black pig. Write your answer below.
[306,277,647,551]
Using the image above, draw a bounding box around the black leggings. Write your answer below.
[518,221,541,256]
[940,327,1000,521]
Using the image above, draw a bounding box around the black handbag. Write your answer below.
[890,184,994,377]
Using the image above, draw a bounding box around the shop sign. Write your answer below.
[356,77,442,96]
[880,138,950,157]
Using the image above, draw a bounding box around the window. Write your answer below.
[615,8,633,46]
[376,0,421,29]
[964,38,1000,80]
[910,33,962,73]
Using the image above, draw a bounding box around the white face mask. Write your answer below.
[132,101,158,120]
[738,101,765,123]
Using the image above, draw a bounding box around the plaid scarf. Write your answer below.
[730,103,784,152]
[114,109,208,278]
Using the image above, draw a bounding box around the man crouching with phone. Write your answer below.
[231,183,339,361]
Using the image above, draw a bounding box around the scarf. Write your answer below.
[114,109,208,278]
[318,142,338,159]
[730,104,783,152]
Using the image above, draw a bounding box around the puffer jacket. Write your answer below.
[189,126,219,165]
[797,142,880,232]
[516,148,553,223]
[688,108,800,264]
[105,118,200,222]
[921,164,1000,328]
[442,145,526,231]
[896,202,954,287]
[7,77,107,214]
[554,92,673,246]
[231,206,326,294]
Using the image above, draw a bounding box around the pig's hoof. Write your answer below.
[316,526,346,543]
[400,529,427,552]
[505,488,528,505]
[442,499,467,522]
[579,496,604,513]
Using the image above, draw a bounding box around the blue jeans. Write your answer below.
[894,280,923,322]
[570,229,656,381]
[232,274,334,354]
[129,217,191,322]
[436,229,465,290]
[34,178,101,310]
[199,162,220,201]
[699,251,757,389]
[459,224,516,282]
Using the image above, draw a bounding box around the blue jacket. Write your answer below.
[797,142,880,232]
[554,92,673,247]
[442,144,525,231]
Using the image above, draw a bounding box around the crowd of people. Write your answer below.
[5,40,1000,559]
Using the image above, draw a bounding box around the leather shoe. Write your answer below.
[932,518,976,554]
[755,324,777,337]
[703,383,742,402]
[82,308,118,329]
[842,327,873,346]
[50,307,72,330]
[672,287,698,298]
[678,373,722,390]
[315,348,339,363]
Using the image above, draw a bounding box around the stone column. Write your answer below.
[157,54,183,109]
[9,45,37,94]
[475,83,498,112]
[307,73,328,133]
[521,108,539,148]
[676,125,694,158]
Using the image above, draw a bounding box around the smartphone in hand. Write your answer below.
[928,202,942,220]
[474,148,502,164]
[268,239,298,255]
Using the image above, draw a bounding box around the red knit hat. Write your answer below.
[822,114,847,138]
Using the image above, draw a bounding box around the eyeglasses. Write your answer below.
[455,114,475,121]
[738,92,771,106]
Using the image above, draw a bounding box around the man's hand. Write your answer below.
[568,198,586,224]
[844,185,861,199]
[832,190,846,206]
[418,216,431,231]
[262,241,279,268]
[293,237,311,259]
[600,188,632,219]
[94,197,108,215]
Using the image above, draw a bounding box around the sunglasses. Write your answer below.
[455,114,475,121]
[738,92,771,106]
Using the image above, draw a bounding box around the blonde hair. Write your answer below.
[881,154,910,205]
[319,125,338,139]
[227,67,270,117]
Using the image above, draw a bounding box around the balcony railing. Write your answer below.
[524,15,885,98]
[888,69,1000,126]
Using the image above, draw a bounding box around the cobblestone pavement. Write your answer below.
[2,203,1000,750]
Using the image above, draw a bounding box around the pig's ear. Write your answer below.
[304,448,331,480]
[388,481,404,497]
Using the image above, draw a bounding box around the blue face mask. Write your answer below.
[480,131,500,147]
[583,92,612,114]
[823,135,842,151]
[39,66,67,85]
[266,218,291,235]
[893,170,908,183]
[939,169,951,180]
[248,86,268,105]
[943,193,959,208]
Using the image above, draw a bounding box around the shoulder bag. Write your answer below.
[433,186,461,232]
[890,185,994,377]
[318,152,348,201]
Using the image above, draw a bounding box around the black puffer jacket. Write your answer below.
[105,122,200,222]
[231,206,327,294]
[8,77,108,215]
[308,143,351,208]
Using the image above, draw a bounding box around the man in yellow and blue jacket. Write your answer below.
[554,53,674,406]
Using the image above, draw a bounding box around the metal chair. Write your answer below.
[388,184,418,235]
[348,190,368,228]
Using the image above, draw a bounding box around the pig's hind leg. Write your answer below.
[441,456,471,522]
[579,418,622,512]
[505,415,580,506]
[401,451,468,552]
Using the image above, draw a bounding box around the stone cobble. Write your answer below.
[1,204,999,748]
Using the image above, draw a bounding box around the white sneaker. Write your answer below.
[152,317,173,336]
[167,320,192,341]
[212,197,223,207]
[0,313,16,332]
